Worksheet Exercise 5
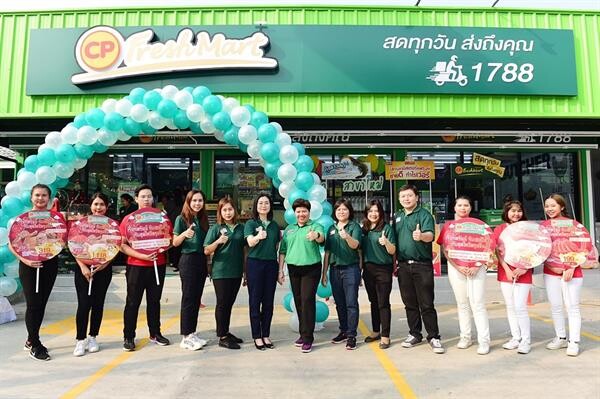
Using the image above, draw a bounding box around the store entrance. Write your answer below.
[146,156,191,218]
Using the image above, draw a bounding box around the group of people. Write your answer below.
[10,183,587,361]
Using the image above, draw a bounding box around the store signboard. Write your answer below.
[322,157,371,180]
[27,25,576,96]
[451,163,498,179]
[385,161,435,180]
[472,152,505,177]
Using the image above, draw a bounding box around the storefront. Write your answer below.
[0,5,598,236]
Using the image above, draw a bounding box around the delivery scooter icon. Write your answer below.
[426,55,469,87]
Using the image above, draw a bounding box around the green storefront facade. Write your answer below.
[0,5,599,235]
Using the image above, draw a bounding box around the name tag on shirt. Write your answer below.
[329,230,336,236]
[395,217,402,223]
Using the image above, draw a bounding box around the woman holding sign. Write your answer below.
[437,196,492,355]
[244,193,281,350]
[172,190,209,351]
[9,184,66,361]
[322,199,362,351]
[542,194,589,357]
[204,196,245,350]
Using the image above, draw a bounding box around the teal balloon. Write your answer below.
[143,90,162,110]
[260,143,280,163]
[282,292,294,312]
[92,142,108,153]
[192,86,211,103]
[239,142,248,152]
[173,110,191,129]
[55,144,76,163]
[129,87,146,104]
[321,200,333,216]
[54,177,69,188]
[0,277,18,297]
[250,111,268,128]
[157,99,177,118]
[20,190,32,207]
[189,122,203,134]
[292,142,305,156]
[224,127,240,145]
[315,300,329,322]
[295,171,313,191]
[244,104,256,114]
[202,95,222,114]
[257,124,277,143]
[85,108,105,129]
[37,148,56,166]
[212,111,231,131]
[104,112,125,131]
[288,189,308,205]
[73,113,87,128]
[316,215,335,232]
[284,208,297,225]
[272,176,282,188]
[0,245,16,264]
[183,86,193,94]
[294,155,314,173]
[264,161,282,179]
[123,118,141,136]
[140,122,157,135]
[74,143,94,159]
[24,155,39,172]
[317,280,332,298]
[1,197,23,218]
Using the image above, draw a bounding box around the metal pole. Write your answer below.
[429,180,433,212]
[539,187,546,220]
[493,179,497,208]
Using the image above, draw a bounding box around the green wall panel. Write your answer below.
[0,6,599,119]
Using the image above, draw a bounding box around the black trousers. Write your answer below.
[179,252,208,335]
[213,277,242,337]
[397,261,440,341]
[288,262,321,344]
[74,265,113,340]
[19,258,58,347]
[362,262,393,338]
[246,258,278,339]
[123,264,166,339]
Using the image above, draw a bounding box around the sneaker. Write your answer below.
[294,337,304,347]
[191,334,208,348]
[456,337,473,349]
[87,336,99,353]
[566,341,580,357]
[546,337,568,350]
[73,340,87,357]
[123,338,135,351]
[477,343,490,355]
[226,332,243,344]
[218,337,240,350]
[29,345,50,361]
[23,341,32,351]
[429,338,445,354]
[502,338,520,350]
[331,332,348,344]
[401,334,423,348]
[150,333,170,346]
[346,337,357,350]
[517,341,531,354]
[180,335,202,351]
[301,342,312,353]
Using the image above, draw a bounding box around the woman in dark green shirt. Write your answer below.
[361,199,396,349]
[204,196,245,349]
[244,193,281,350]
[172,190,209,351]
[322,198,362,350]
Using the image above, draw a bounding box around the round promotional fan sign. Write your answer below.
[498,221,552,269]
[442,217,495,268]
[9,210,67,261]
[124,207,172,254]
[544,219,593,269]
[68,215,122,265]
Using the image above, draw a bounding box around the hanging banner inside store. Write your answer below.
[322,157,371,180]
[27,25,577,96]
[472,152,506,177]
[385,161,435,180]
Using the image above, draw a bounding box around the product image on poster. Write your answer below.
[9,210,67,261]
[68,215,122,265]
[545,219,593,269]
[442,217,495,268]
[124,208,172,254]
[498,221,552,269]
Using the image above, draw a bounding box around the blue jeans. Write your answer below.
[330,263,361,338]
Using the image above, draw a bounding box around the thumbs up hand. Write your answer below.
[338,227,348,240]
[378,230,388,246]
[256,226,267,240]
[217,231,229,245]
[183,223,196,239]
[412,224,422,241]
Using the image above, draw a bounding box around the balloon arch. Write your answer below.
[0,85,335,315]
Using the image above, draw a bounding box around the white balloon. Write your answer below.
[230,106,251,127]
[314,321,325,331]
[17,171,36,190]
[279,144,299,164]
[148,112,166,130]
[310,200,323,219]
[2,260,19,278]
[118,130,132,141]
[98,129,118,146]
[53,161,74,179]
[186,104,204,123]
[61,124,79,145]
[284,198,291,210]
[35,166,57,185]
[101,98,117,113]
[312,173,321,186]
[278,163,298,183]
[275,132,292,148]
[174,90,193,109]
[72,157,88,169]
[259,158,266,167]
[278,181,296,198]
[6,218,17,232]
[115,98,133,116]
[288,312,299,333]
[166,120,177,131]
[222,97,240,112]
[4,181,21,197]
[130,104,149,123]
[77,126,98,146]
[214,130,225,142]
[247,140,262,159]
[271,121,283,133]
[308,184,327,203]
[200,119,217,134]
[45,131,63,149]
[238,125,257,144]
[161,85,179,99]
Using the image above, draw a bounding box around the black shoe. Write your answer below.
[254,339,266,351]
[219,337,241,350]
[364,334,381,343]
[379,341,391,350]
[123,338,135,351]
[29,345,50,361]
[226,332,243,344]
[23,340,32,351]
[331,332,348,344]
[150,333,170,346]
[263,339,275,349]
[346,337,357,350]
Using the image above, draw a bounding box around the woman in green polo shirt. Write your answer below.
[172,190,209,351]
[322,198,363,350]
[278,198,325,353]
[361,199,396,349]
[244,193,281,351]
[204,196,246,350]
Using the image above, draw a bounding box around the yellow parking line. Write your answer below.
[529,313,600,342]
[358,319,418,399]
[60,315,180,399]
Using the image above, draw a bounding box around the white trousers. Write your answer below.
[544,274,582,343]
[500,282,531,344]
[448,264,490,344]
